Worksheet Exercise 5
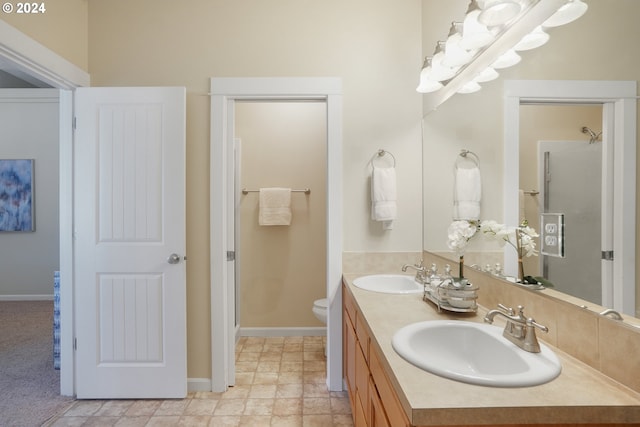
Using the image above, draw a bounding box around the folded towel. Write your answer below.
[453,166,481,221]
[259,187,292,226]
[371,167,397,228]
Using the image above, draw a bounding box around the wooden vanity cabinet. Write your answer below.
[343,284,411,427]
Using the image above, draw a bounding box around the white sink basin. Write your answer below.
[352,274,422,294]
[392,320,561,387]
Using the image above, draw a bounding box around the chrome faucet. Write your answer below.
[484,304,548,353]
[402,260,427,284]
[600,308,623,320]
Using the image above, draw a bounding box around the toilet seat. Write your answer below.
[313,298,328,309]
[312,298,328,325]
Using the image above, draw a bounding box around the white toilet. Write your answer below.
[312,298,328,324]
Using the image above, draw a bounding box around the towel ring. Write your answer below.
[371,149,396,168]
[455,149,479,169]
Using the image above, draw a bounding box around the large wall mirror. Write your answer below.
[420,0,640,320]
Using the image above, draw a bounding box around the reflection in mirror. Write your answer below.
[519,104,603,304]
[421,1,640,322]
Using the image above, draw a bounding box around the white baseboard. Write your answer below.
[188,378,212,392]
[239,327,326,337]
[0,294,53,301]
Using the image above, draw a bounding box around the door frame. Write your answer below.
[504,80,637,316]
[210,77,343,392]
[0,21,90,396]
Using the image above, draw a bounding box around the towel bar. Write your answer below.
[242,188,310,195]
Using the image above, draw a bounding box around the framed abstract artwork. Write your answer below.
[0,159,35,232]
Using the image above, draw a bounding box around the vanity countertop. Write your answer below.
[343,274,640,426]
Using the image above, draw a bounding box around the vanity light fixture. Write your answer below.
[459,1,496,50]
[478,0,522,27]
[418,0,588,109]
[542,0,588,27]
[513,25,550,50]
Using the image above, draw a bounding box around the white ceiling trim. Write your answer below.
[0,20,90,89]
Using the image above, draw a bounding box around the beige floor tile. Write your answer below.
[304,383,330,398]
[48,336,352,427]
[273,398,303,416]
[270,415,303,426]
[145,416,181,426]
[125,400,162,416]
[248,384,277,398]
[154,399,189,416]
[83,416,120,426]
[208,415,241,426]
[303,414,333,426]
[114,417,150,427]
[179,415,213,426]
[243,398,274,416]
[276,383,304,398]
[94,401,133,417]
[303,398,332,415]
[213,399,245,416]
[238,415,271,426]
[253,372,279,385]
[63,401,104,416]
[234,372,255,385]
[220,385,250,399]
[184,399,217,416]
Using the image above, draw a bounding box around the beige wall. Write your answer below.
[0,0,88,71]
[236,101,326,328]
[86,0,424,379]
[421,0,640,314]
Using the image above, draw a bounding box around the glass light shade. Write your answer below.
[416,73,444,93]
[460,6,495,50]
[430,44,459,81]
[458,81,482,94]
[478,0,521,27]
[514,26,550,51]
[473,67,499,83]
[491,49,521,69]
[442,33,477,68]
[543,0,588,27]
[416,57,445,93]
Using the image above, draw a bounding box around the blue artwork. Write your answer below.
[0,159,34,231]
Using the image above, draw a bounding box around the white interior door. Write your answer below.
[74,87,186,398]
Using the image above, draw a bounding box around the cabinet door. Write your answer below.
[370,376,390,427]
[343,305,356,404]
[355,337,370,425]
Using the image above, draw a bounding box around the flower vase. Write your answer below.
[518,258,525,283]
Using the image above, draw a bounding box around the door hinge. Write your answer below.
[74,337,77,350]
[226,251,235,261]
[72,116,77,130]
[602,250,614,261]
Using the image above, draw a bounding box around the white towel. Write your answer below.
[453,166,481,221]
[371,167,397,229]
[259,187,292,226]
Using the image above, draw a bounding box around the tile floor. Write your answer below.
[47,336,353,427]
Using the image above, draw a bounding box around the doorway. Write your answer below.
[235,100,327,334]
[210,77,343,392]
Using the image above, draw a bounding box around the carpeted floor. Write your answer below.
[0,301,74,427]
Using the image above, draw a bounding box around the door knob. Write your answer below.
[167,253,182,264]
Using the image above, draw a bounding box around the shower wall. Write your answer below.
[236,101,327,328]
